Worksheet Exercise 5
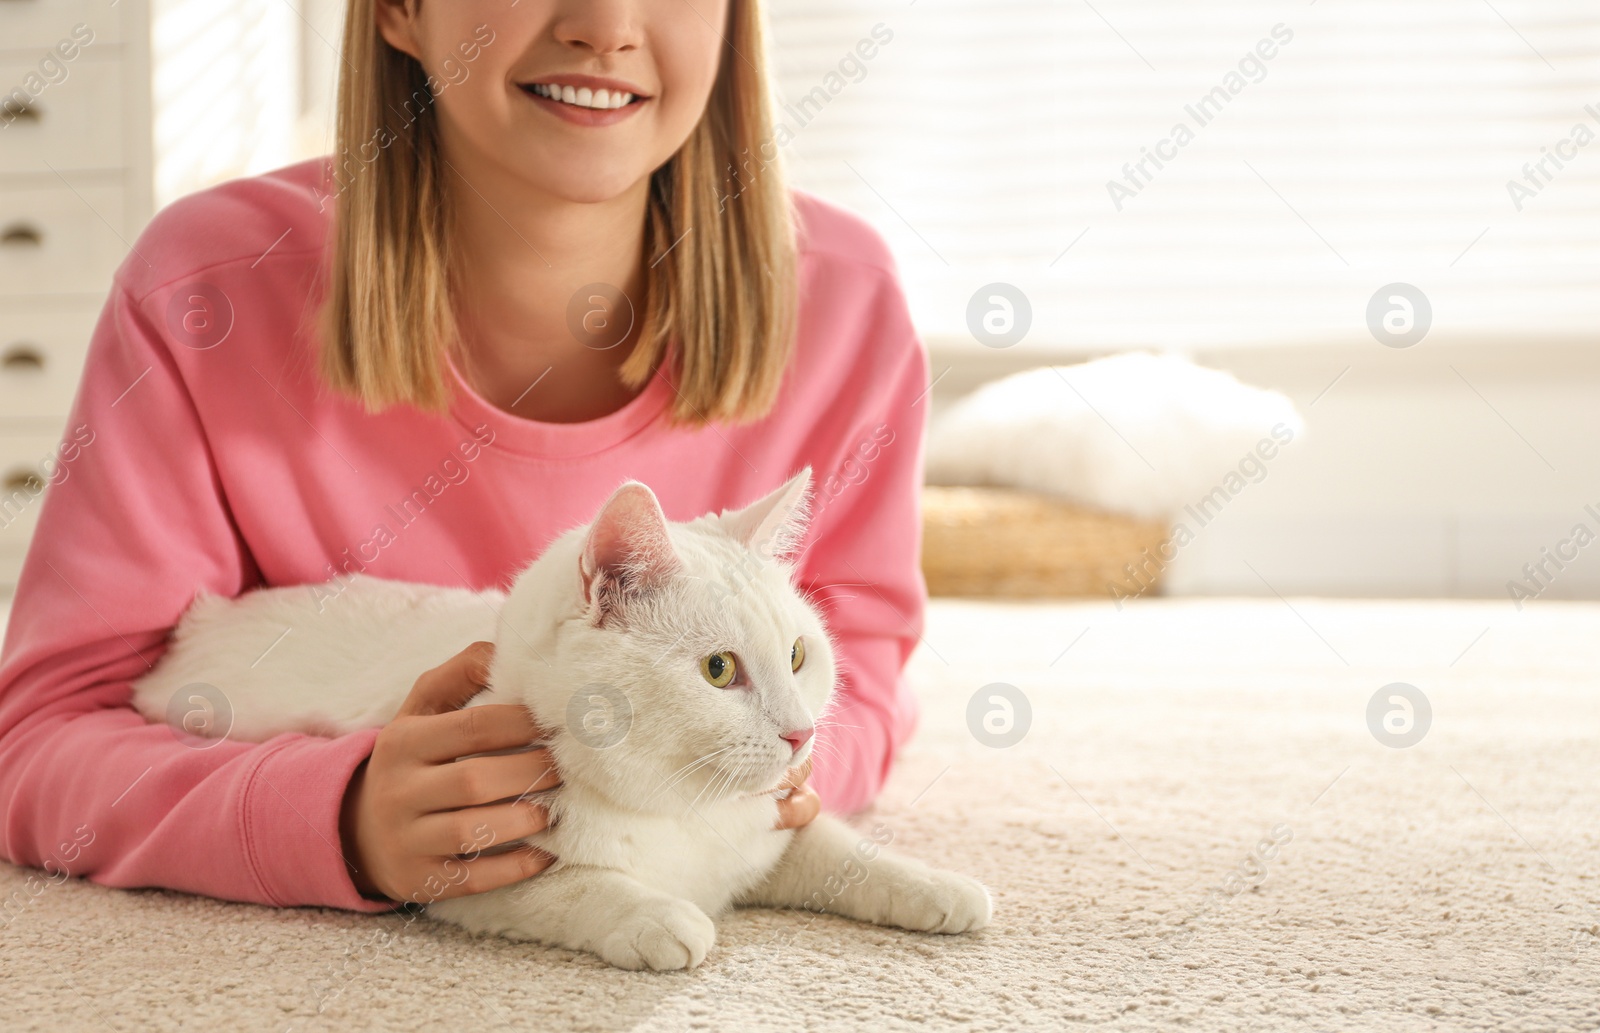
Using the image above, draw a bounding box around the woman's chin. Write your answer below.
[511,165,652,207]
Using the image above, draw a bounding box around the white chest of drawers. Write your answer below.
[0,0,152,592]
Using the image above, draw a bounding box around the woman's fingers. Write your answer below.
[414,749,561,813]
[392,640,555,764]
[398,704,545,764]
[407,846,557,904]
[774,780,821,830]
[398,641,496,717]
[344,640,570,904]
[432,850,556,908]
[772,757,819,828]
[406,798,554,859]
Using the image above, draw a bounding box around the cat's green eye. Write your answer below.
[791,637,806,673]
[701,651,737,688]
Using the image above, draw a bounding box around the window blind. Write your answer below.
[764,0,1600,350]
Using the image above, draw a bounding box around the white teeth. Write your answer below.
[530,82,636,110]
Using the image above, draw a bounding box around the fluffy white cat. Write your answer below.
[132,468,991,970]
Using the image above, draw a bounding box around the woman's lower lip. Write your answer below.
[521,88,646,127]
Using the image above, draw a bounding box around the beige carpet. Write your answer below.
[2,597,1598,1032]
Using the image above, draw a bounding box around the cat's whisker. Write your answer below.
[699,766,726,809]
[717,761,744,803]
[689,759,731,811]
[656,744,730,789]
[703,765,736,810]
[649,762,717,807]
[708,759,746,807]
[649,746,736,805]
[809,737,854,764]
[815,700,856,729]
[810,734,843,755]
[808,744,844,770]
[719,765,747,806]
[805,738,847,772]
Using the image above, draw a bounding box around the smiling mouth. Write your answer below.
[521,82,643,111]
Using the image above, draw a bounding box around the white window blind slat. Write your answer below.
[767,0,1600,349]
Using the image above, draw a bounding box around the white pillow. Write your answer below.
[924,352,1304,521]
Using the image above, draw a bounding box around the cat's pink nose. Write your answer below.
[781,727,814,754]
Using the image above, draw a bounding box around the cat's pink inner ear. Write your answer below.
[723,467,814,560]
[579,482,683,615]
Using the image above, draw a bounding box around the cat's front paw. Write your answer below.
[595,896,717,971]
[884,869,992,935]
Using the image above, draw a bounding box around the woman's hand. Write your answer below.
[773,756,821,831]
[340,641,560,904]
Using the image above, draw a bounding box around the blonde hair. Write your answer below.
[319,1,797,428]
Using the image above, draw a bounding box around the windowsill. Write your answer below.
[923,332,1600,414]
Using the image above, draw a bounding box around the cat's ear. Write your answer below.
[579,481,683,624]
[721,467,814,561]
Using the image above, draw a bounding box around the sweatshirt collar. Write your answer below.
[442,344,675,460]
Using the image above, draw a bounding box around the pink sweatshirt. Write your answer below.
[0,158,929,913]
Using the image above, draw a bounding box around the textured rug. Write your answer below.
[2,597,1597,1032]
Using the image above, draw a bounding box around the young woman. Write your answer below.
[0,0,928,912]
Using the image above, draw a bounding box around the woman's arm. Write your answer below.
[0,284,394,911]
[795,273,932,815]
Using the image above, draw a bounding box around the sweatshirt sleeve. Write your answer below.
[0,282,393,913]
[796,271,932,816]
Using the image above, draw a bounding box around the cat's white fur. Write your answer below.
[132,468,991,970]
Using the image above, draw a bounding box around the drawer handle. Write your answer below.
[1,99,39,124]
[1,224,43,247]
[2,468,44,495]
[2,344,45,371]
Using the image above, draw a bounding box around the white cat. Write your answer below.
[132,468,991,970]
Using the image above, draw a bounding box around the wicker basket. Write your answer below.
[920,485,1172,599]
